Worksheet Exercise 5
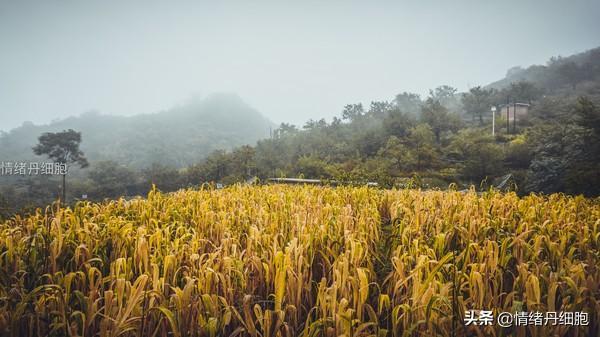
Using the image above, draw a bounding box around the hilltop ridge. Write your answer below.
[0,93,274,168]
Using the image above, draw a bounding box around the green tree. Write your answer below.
[429,85,457,103]
[429,85,461,112]
[421,98,461,143]
[575,96,600,132]
[303,118,327,130]
[557,61,587,90]
[354,128,387,157]
[229,145,256,179]
[368,101,393,119]
[32,129,89,202]
[87,161,139,199]
[525,97,600,196]
[504,81,542,103]
[275,123,298,138]
[341,104,364,122]
[449,129,504,183]
[378,136,409,173]
[504,135,531,170]
[525,123,583,194]
[564,97,600,195]
[383,108,415,138]
[295,155,330,178]
[393,92,422,116]
[462,86,495,125]
[406,124,437,172]
[142,163,182,192]
[254,139,286,178]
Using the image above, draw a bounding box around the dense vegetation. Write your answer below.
[189,48,600,196]
[0,185,597,336]
[1,48,600,218]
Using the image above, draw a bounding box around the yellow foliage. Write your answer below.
[0,185,597,336]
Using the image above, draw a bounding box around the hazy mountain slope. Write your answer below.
[486,46,600,93]
[0,93,273,169]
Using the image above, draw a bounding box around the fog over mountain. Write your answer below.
[1,0,600,131]
[0,93,272,168]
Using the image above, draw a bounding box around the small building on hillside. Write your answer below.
[498,102,530,121]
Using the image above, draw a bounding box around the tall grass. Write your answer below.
[0,185,597,336]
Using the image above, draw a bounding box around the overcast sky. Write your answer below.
[1,0,599,131]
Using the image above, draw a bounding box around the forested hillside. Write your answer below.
[1,47,599,218]
[184,47,600,196]
[488,47,600,93]
[0,93,273,168]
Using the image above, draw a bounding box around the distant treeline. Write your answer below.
[178,47,600,195]
[2,47,600,218]
[0,93,273,168]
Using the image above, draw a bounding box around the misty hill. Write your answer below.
[0,93,273,169]
[487,46,600,94]
[181,46,600,197]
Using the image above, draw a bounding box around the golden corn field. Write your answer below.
[0,185,598,337]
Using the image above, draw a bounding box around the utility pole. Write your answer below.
[506,96,510,134]
[513,102,517,133]
[491,106,496,136]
